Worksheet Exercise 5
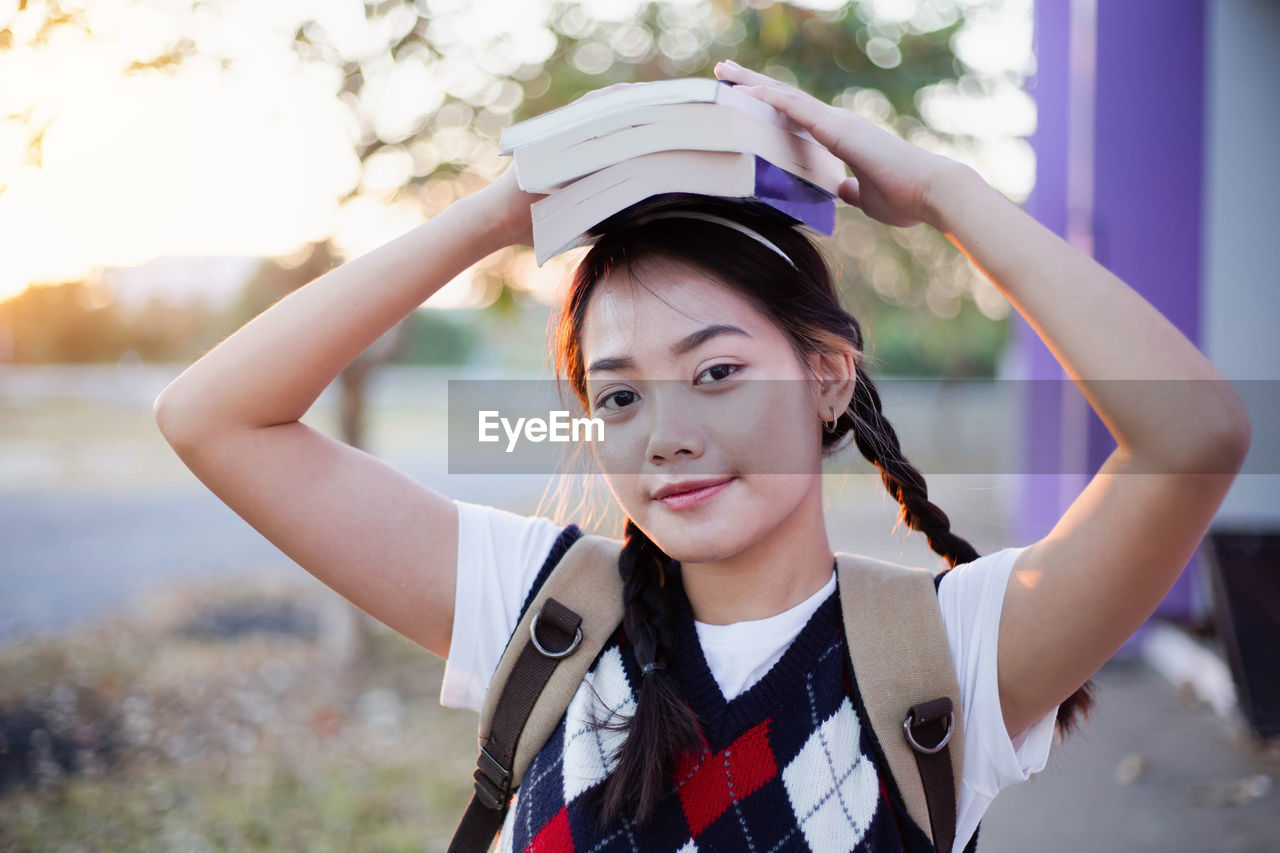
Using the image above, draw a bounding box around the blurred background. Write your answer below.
[1,0,1277,850]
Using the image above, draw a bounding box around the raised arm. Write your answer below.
[923,165,1249,735]
[154,167,538,659]
[714,60,1252,737]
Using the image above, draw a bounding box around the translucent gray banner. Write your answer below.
[446,379,1276,475]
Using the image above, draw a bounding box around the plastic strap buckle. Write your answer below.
[473,745,511,811]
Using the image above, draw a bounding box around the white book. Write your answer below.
[512,102,846,195]
[499,77,800,153]
[512,100,817,160]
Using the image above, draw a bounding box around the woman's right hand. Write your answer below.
[714,61,963,230]
[470,163,541,249]
[473,81,639,249]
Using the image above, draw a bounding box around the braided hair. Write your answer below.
[552,195,1094,826]
[589,518,703,824]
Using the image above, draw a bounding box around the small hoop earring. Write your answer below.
[823,406,839,434]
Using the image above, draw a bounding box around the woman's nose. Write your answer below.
[644,390,706,464]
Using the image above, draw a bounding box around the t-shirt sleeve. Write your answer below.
[937,545,1060,853]
[439,499,566,712]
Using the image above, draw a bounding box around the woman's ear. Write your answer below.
[809,349,857,420]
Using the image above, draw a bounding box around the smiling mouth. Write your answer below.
[654,477,735,510]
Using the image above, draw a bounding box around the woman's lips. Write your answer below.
[655,478,734,510]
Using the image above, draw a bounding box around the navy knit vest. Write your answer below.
[496,524,978,853]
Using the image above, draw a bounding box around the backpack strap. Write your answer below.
[451,540,963,852]
[836,552,964,853]
[449,533,624,853]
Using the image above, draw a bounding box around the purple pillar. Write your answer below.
[1092,0,1206,619]
[1019,0,1078,544]
[1024,0,1206,623]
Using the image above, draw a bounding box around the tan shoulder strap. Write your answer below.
[836,552,964,851]
[479,532,624,786]
[451,533,624,852]
[453,542,961,853]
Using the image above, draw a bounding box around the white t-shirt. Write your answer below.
[442,499,1058,853]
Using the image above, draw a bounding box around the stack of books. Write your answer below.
[498,78,846,265]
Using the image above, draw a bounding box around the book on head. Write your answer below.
[498,77,808,154]
[512,100,846,195]
[529,149,835,265]
[502,76,842,266]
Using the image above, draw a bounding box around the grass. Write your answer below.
[0,585,481,852]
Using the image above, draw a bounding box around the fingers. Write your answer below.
[838,177,861,208]
[737,87,858,170]
[714,60,851,147]
[714,60,784,88]
[718,62,913,177]
[714,61,817,109]
[739,85,831,130]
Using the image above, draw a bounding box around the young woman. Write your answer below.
[155,61,1251,852]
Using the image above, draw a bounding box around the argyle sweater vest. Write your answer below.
[495,525,976,853]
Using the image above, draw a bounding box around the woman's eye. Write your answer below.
[695,363,741,385]
[596,389,637,411]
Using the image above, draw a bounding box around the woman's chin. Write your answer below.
[658,539,744,567]
[644,513,756,566]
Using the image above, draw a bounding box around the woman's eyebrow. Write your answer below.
[586,324,752,374]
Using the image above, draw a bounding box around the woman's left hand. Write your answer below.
[714,60,968,230]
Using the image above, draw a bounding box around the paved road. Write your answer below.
[981,660,1278,853]
[0,470,561,643]
[0,489,301,642]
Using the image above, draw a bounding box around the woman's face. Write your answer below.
[579,256,830,564]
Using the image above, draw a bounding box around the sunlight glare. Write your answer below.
[0,0,1038,308]
[0,11,358,300]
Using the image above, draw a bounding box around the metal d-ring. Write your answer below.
[903,709,954,754]
[529,610,583,659]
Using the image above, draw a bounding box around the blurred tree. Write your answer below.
[2,0,1028,725]
[3,0,1019,379]
[282,0,1008,375]
[227,244,338,333]
[0,281,124,363]
[227,240,403,450]
[0,280,220,364]
[400,310,477,366]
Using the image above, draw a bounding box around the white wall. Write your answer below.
[1202,0,1280,523]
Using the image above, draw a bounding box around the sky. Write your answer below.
[0,0,1035,307]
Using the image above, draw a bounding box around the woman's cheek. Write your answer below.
[718,386,820,475]
[592,419,653,519]
[592,415,643,476]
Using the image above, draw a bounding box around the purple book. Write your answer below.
[751,156,836,235]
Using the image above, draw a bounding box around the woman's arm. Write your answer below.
[714,60,1251,737]
[154,167,539,660]
[925,165,1250,736]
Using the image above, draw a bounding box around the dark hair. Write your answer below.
[551,195,1094,826]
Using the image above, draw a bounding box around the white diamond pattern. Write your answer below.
[561,647,638,803]
[781,697,879,853]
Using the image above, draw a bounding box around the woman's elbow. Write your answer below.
[1212,387,1253,472]
[1174,384,1253,475]
[153,381,207,455]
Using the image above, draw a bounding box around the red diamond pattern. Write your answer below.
[675,719,778,836]
[528,806,573,852]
